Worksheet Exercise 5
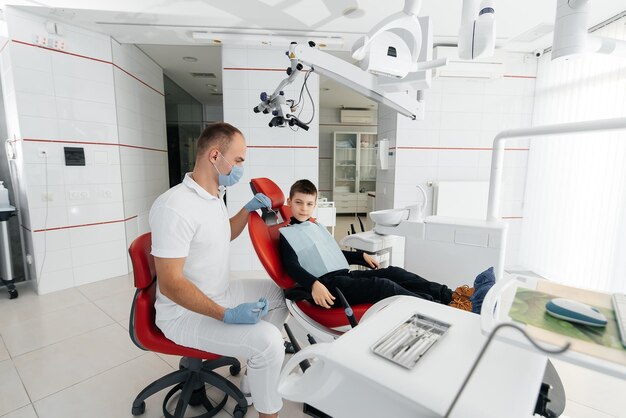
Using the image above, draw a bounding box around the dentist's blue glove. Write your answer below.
[223,298,269,324]
[245,193,272,212]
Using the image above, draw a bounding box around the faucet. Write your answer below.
[407,185,427,221]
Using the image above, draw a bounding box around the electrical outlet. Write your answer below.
[41,192,53,202]
[34,35,48,47]
[69,190,90,200]
[52,39,66,51]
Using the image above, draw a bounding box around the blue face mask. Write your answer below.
[213,153,243,187]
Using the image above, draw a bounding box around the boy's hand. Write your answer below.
[363,253,380,269]
[311,281,335,309]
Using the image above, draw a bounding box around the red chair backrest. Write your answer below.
[129,233,156,290]
[249,212,296,289]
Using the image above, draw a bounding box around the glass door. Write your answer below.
[334,133,358,194]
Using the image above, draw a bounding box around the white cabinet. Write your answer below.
[333,132,377,214]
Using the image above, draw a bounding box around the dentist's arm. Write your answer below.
[155,257,226,320]
[155,257,268,324]
[229,193,272,240]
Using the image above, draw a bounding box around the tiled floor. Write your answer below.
[0,275,306,418]
[0,273,625,418]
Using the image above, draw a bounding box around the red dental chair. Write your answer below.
[248,178,372,340]
[128,233,248,418]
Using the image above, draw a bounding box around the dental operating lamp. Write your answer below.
[552,0,626,59]
[253,0,500,129]
[253,0,454,129]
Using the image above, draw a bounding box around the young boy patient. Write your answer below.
[279,179,494,312]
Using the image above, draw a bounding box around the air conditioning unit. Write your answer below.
[340,109,375,124]
[433,46,505,79]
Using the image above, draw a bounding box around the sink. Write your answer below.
[369,208,409,226]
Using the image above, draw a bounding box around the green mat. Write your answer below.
[509,288,623,350]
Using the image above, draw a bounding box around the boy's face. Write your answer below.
[287,192,317,222]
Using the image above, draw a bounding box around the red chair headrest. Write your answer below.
[250,177,285,210]
[129,233,156,289]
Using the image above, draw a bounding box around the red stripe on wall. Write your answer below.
[392,146,529,151]
[223,67,311,72]
[32,215,138,233]
[22,138,167,153]
[248,145,317,149]
[11,40,165,96]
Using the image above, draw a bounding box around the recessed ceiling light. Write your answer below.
[343,7,365,19]
[182,56,198,62]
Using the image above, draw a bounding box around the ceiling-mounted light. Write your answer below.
[182,56,198,62]
[191,31,343,50]
[342,7,365,19]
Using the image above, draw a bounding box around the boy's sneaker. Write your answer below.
[240,373,253,406]
[449,285,473,311]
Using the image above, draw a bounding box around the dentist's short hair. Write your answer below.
[196,122,243,158]
[289,179,317,199]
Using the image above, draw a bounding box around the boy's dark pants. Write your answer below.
[321,266,453,306]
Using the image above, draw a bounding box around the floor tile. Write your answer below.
[0,359,31,416]
[0,336,9,361]
[155,352,182,370]
[0,302,114,357]
[0,284,89,329]
[14,323,144,401]
[77,273,134,302]
[93,287,136,323]
[1,404,38,418]
[33,353,174,418]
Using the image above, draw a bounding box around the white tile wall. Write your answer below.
[0,8,168,293]
[375,52,537,267]
[111,43,168,269]
[222,45,319,270]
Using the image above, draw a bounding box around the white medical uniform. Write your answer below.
[150,173,288,414]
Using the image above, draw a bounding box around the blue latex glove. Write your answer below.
[223,298,269,324]
[244,193,272,212]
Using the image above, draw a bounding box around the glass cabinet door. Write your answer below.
[358,133,377,194]
[334,133,358,194]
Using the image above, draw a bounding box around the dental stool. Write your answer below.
[128,233,248,418]
[248,177,372,340]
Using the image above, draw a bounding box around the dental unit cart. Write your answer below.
[279,296,547,418]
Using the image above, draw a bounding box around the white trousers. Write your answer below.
[156,278,288,415]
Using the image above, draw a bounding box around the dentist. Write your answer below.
[149,122,288,418]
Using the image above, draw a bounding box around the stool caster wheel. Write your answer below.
[131,401,145,415]
[8,289,18,299]
[230,364,241,376]
[233,405,246,418]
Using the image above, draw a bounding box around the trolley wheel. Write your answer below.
[8,289,18,299]
[230,363,241,376]
[233,405,246,418]
[131,401,145,416]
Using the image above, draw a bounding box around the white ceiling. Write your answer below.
[5,1,626,108]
